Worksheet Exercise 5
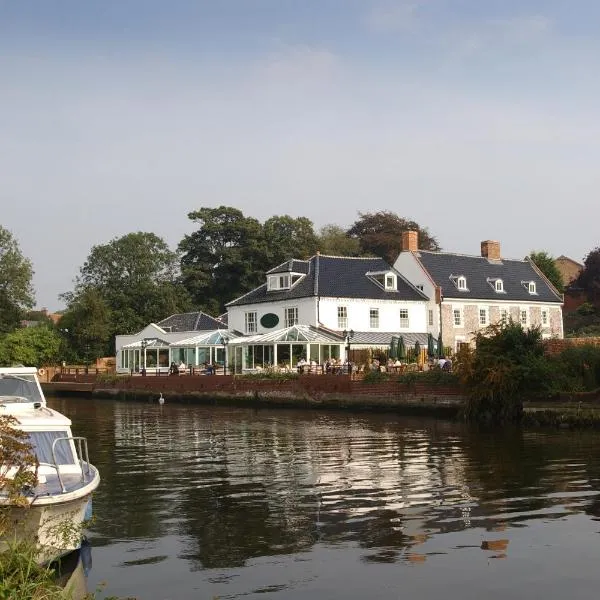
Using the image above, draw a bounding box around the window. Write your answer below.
[453,309,462,327]
[520,309,528,326]
[528,281,537,294]
[541,309,549,326]
[428,309,434,326]
[479,308,488,326]
[457,276,467,290]
[337,306,348,329]
[245,311,257,333]
[495,279,504,292]
[267,274,290,291]
[285,307,298,327]
[385,275,395,290]
[370,308,379,328]
[500,308,509,323]
[416,284,424,291]
[399,309,409,328]
[27,431,75,465]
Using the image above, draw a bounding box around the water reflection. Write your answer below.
[49,398,600,599]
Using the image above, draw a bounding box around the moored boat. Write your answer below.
[0,367,100,563]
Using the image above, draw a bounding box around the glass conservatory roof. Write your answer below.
[122,337,171,349]
[170,329,241,347]
[228,325,344,345]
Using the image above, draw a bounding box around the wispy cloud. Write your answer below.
[365,2,420,33]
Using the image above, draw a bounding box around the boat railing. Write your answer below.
[50,437,92,493]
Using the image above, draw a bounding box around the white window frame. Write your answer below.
[399,308,409,329]
[385,274,396,290]
[267,274,291,291]
[369,308,379,329]
[245,311,257,333]
[495,279,504,293]
[541,309,549,326]
[428,309,434,327]
[285,307,298,328]
[337,306,348,329]
[528,281,537,294]
[457,276,467,290]
[500,308,509,323]
[416,284,424,292]
[453,308,462,327]
[519,308,528,327]
[479,307,488,326]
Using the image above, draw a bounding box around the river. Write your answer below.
[48,396,600,600]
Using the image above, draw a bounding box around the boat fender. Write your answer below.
[38,368,46,377]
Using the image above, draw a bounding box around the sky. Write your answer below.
[1,0,599,310]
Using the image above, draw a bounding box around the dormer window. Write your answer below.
[523,281,537,295]
[367,271,397,291]
[268,274,290,291]
[450,274,468,291]
[487,278,505,293]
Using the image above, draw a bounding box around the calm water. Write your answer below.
[48,396,600,600]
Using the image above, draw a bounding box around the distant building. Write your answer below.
[394,232,564,351]
[556,255,586,312]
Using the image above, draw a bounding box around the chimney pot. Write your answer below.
[402,230,419,252]
[481,240,501,260]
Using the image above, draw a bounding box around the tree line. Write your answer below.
[0,207,596,365]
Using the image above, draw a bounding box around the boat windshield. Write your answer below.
[0,374,44,404]
[27,431,76,465]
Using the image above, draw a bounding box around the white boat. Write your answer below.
[0,367,100,563]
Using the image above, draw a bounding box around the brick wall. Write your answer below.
[544,337,600,355]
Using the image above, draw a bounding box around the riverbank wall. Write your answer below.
[43,374,465,416]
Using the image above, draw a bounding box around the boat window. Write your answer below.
[27,431,76,465]
[0,375,44,404]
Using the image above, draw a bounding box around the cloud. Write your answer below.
[365,2,420,33]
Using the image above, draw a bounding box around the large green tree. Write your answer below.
[347,211,440,264]
[179,207,267,312]
[575,247,600,305]
[528,251,563,293]
[63,232,191,356]
[0,326,61,367]
[0,226,35,333]
[58,289,112,362]
[263,215,319,265]
[317,225,362,256]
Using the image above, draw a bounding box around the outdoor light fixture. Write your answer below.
[342,329,355,371]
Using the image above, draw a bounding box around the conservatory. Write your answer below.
[120,337,172,373]
[169,329,242,371]
[226,325,345,373]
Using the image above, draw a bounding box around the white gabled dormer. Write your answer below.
[450,274,468,291]
[267,272,305,291]
[487,277,505,293]
[522,280,537,295]
[367,270,397,291]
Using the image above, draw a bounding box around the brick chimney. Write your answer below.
[481,240,501,260]
[402,230,419,252]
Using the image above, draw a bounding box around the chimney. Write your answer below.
[402,230,419,252]
[481,240,501,260]
[41,307,48,316]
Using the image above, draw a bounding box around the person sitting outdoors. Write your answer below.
[297,357,308,373]
[169,362,179,376]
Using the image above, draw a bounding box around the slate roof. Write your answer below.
[157,311,224,333]
[227,255,428,307]
[415,251,563,303]
[352,331,429,346]
[266,259,311,275]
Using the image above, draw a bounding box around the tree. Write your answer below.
[317,225,362,256]
[0,326,62,367]
[346,211,440,264]
[575,247,600,306]
[63,232,191,354]
[263,215,319,265]
[528,251,563,293]
[58,289,112,363]
[179,206,267,312]
[0,226,35,333]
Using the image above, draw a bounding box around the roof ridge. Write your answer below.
[417,250,529,263]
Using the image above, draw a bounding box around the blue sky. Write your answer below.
[1,1,599,309]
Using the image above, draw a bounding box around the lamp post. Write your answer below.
[223,337,229,376]
[140,338,148,375]
[342,329,355,373]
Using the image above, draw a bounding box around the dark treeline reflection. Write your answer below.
[50,398,600,570]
